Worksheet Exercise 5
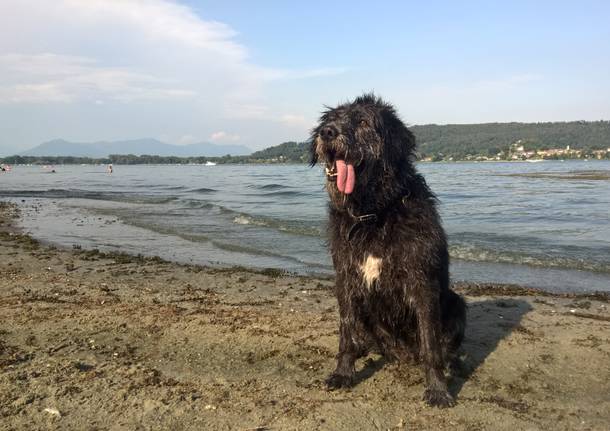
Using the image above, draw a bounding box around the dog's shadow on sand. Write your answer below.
[353,357,388,386]
[449,297,533,397]
[349,298,532,397]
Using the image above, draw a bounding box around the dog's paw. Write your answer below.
[422,388,455,408]
[325,373,354,390]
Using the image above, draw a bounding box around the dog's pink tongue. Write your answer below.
[335,160,355,194]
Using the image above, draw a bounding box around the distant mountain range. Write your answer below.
[18,138,251,157]
[5,120,609,162]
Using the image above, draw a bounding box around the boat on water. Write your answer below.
[525,159,545,163]
[204,161,217,166]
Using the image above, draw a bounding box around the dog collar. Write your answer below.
[348,210,378,224]
[346,211,377,241]
[345,191,411,241]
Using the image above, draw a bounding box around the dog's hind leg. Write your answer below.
[415,285,455,408]
[441,289,467,375]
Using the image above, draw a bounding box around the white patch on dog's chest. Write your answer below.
[359,254,382,288]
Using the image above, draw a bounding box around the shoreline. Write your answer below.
[9,196,610,293]
[1,201,609,429]
[2,159,610,166]
[4,199,610,303]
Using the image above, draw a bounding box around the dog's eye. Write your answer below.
[359,120,368,127]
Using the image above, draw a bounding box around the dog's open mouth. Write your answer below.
[326,159,355,194]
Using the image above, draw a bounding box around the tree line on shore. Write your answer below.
[2,121,609,165]
[412,120,610,160]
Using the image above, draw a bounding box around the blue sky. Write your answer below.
[1,0,609,155]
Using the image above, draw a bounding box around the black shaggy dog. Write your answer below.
[310,94,466,407]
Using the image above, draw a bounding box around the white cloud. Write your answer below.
[210,131,241,142]
[0,82,70,104]
[0,53,195,103]
[0,1,263,108]
[0,1,344,108]
[0,0,340,149]
[60,0,247,58]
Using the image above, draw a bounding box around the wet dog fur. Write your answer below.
[311,94,466,407]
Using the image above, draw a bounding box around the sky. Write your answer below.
[1,0,609,155]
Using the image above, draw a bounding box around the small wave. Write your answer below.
[180,200,238,214]
[190,187,217,193]
[210,239,288,259]
[132,184,173,188]
[443,193,479,200]
[131,184,186,190]
[181,199,216,209]
[0,189,177,204]
[449,243,610,273]
[180,199,321,236]
[81,207,325,268]
[96,214,212,244]
[181,199,321,235]
[208,239,330,270]
[252,183,291,190]
[499,170,610,181]
[261,190,307,197]
[232,214,322,236]
[233,215,264,226]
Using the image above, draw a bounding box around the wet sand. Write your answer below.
[1,202,609,430]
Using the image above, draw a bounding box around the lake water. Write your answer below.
[1,160,609,293]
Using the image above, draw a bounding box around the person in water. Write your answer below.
[107,164,113,174]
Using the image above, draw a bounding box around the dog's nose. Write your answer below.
[319,126,336,141]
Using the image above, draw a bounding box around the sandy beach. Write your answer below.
[1,201,609,430]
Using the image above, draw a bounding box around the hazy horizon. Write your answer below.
[1,1,609,156]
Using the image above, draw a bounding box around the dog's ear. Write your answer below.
[381,109,416,162]
[309,138,319,167]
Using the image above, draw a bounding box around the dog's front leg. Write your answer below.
[416,290,455,408]
[326,298,360,389]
